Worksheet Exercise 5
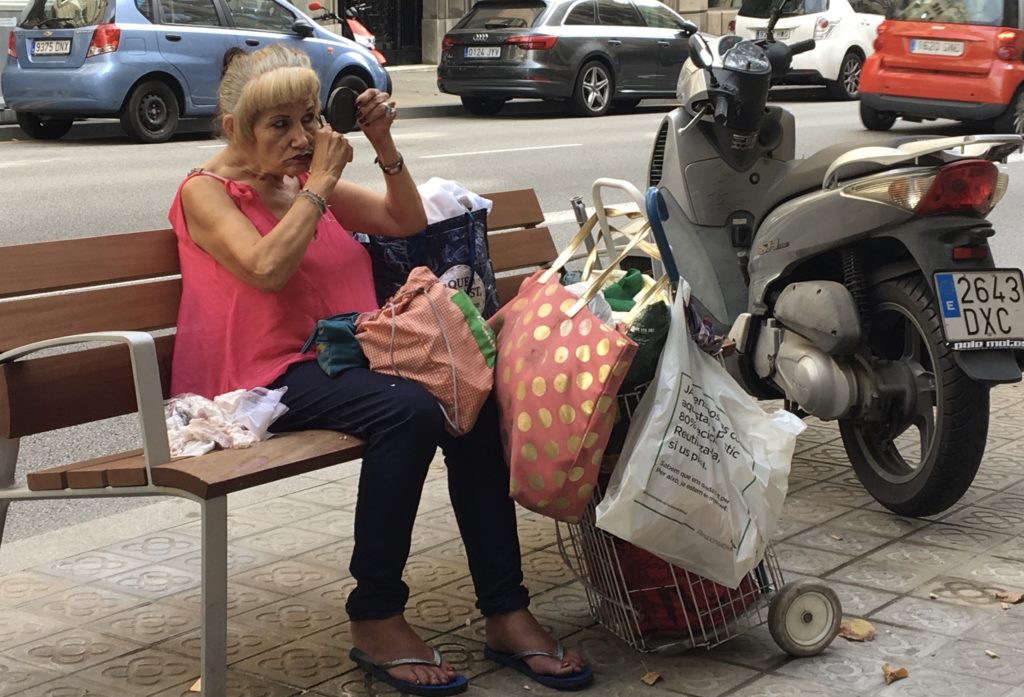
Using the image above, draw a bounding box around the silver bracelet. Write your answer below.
[297,189,327,217]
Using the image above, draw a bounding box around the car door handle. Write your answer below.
[165,34,182,41]
[245,39,260,46]
[658,40,670,46]
[608,39,622,46]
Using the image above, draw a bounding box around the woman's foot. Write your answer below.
[485,608,588,677]
[350,615,457,687]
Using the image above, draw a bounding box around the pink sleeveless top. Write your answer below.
[169,170,378,398]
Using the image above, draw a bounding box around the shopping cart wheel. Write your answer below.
[768,580,842,657]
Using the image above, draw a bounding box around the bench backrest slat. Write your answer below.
[0,230,179,298]
[0,279,182,352]
[0,188,558,441]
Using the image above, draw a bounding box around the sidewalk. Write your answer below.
[2,380,1023,697]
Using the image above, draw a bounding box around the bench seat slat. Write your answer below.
[0,279,182,352]
[152,430,365,499]
[26,449,144,491]
[482,189,545,231]
[0,229,179,298]
[487,227,557,273]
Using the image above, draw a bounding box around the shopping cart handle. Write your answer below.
[645,187,681,284]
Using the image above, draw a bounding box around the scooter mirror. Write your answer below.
[307,1,323,10]
[688,34,715,70]
[678,19,699,37]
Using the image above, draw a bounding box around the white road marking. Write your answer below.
[0,159,55,168]
[1008,153,1024,163]
[421,143,582,159]
[195,131,444,149]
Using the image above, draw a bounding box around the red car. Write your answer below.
[859,0,1024,134]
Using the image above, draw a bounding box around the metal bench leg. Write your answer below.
[0,438,20,544]
[201,496,228,697]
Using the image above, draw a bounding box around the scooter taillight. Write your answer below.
[914,160,1000,217]
[843,160,1007,216]
[7,32,15,59]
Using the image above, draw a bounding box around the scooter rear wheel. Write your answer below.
[839,274,988,517]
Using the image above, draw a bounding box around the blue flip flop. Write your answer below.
[484,641,594,691]
[349,646,469,696]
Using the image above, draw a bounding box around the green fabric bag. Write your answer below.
[302,312,369,377]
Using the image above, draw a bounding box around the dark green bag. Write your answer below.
[302,312,369,377]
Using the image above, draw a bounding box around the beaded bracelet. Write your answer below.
[297,189,327,217]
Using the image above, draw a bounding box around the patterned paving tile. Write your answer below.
[869,596,991,636]
[825,582,897,617]
[233,497,332,526]
[974,491,1024,514]
[103,532,200,564]
[294,577,357,610]
[514,513,561,550]
[234,597,345,643]
[0,609,73,653]
[871,668,1014,697]
[785,526,891,557]
[910,574,1010,609]
[155,618,291,665]
[923,639,1024,685]
[284,482,360,510]
[311,670,403,696]
[90,601,199,645]
[447,614,582,646]
[172,512,279,541]
[965,611,1024,649]
[952,555,1024,589]
[790,445,850,475]
[293,539,354,574]
[558,627,644,682]
[529,584,597,629]
[37,551,148,585]
[402,556,469,596]
[835,620,949,663]
[989,535,1024,562]
[232,526,342,559]
[774,649,887,694]
[76,648,198,697]
[4,627,141,674]
[774,544,854,578]
[772,518,814,542]
[864,540,972,572]
[404,591,479,633]
[231,559,338,596]
[165,545,281,577]
[779,497,853,526]
[164,581,289,619]
[795,481,875,508]
[826,558,938,594]
[288,510,357,540]
[903,523,1011,554]
[0,656,62,697]
[938,506,1024,535]
[729,674,841,697]
[0,573,72,608]
[638,652,760,697]
[232,638,352,689]
[18,585,147,627]
[702,625,788,672]
[153,670,302,697]
[93,564,202,601]
[829,510,927,538]
[521,550,578,588]
[7,675,118,697]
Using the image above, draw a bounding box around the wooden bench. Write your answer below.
[0,188,558,697]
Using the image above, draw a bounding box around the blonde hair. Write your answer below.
[217,44,321,143]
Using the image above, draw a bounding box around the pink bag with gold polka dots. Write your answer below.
[489,224,642,522]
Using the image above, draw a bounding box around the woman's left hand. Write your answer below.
[356,89,397,142]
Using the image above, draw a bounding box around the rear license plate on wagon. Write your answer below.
[934,270,1024,349]
[465,46,501,58]
[755,28,790,39]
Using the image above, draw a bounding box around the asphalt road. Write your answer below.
[2,91,1022,541]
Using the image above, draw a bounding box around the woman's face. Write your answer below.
[245,98,319,177]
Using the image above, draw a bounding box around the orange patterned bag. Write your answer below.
[489,224,643,522]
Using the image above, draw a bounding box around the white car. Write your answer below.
[733,0,887,100]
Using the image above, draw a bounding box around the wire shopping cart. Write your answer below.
[556,392,842,657]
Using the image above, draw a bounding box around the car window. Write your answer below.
[18,0,110,29]
[159,0,223,26]
[228,0,296,32]
[597,0,645,26]
[633,0,686,28]
[136,0,155,20]
[854,0,890,13]
[739,0,829,18]
[456,1,545,29]
[565,0,597,24]
[889,0,1014,26]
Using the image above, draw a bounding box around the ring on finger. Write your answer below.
[383,103,396,117]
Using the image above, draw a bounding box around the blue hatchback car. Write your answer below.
[3,0,389,142]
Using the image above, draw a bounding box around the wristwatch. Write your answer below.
[374,153,404,176]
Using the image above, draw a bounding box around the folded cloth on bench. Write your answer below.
[165,388,289,457]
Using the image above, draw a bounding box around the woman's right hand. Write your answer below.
[307,124,353,196]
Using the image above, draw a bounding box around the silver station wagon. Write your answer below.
[437,0,697,116]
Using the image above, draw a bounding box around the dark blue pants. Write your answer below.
[269,360,529,621]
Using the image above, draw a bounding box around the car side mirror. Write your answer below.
[688,33,714,69]
[293,20,315,38]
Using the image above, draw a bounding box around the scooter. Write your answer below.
[645,4,1024,517]
[308,1,386,66]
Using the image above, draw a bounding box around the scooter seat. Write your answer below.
[762,136,920,212]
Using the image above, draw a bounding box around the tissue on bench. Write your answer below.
[165,387,289,458]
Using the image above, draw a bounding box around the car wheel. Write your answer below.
[860,101,896,131]
[993,88,1024,135]
[460,96,506,116]
[827,52,863,101]
[571,60,613,117]
[15,112,73,140]
[332,73,369,96]
[120,80,179,144]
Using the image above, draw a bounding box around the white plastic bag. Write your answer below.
[595,287,805,588]
[417,177,493,224]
